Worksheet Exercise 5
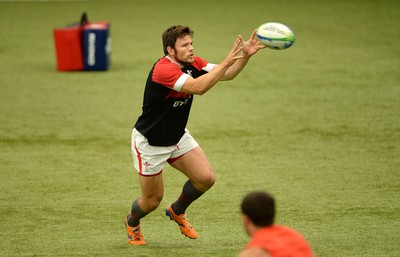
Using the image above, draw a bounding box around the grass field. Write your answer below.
[0,0,399,256]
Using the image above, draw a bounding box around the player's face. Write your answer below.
[172,35,194,65]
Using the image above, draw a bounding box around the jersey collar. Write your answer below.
[165,55,184,68]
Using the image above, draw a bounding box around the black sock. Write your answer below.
[127,198,148,227]
[172,180,204,215]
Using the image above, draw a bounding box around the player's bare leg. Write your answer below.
[138,174,164,213]
[166,146,215,238]
[126,174,164,245]
[171,146,215,192]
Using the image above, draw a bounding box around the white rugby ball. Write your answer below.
[256,22,295,50]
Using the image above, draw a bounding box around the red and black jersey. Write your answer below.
[134,56,215,146]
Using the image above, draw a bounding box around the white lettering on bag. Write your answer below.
[88,33,96,66]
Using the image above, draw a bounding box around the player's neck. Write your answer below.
[165,55,184,68]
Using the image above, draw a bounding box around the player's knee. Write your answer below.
[200,169,216,190]
[142,195,162,212]
[207,171,216,187]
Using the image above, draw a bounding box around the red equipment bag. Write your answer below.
[53,13,87,71]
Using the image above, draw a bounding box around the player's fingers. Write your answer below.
[250,29,257,40]
[230,37,241,52]
[235,36,241,47]
[233,46,243,56]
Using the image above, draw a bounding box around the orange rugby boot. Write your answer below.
[125,217,146,246]
[166,205,198,239]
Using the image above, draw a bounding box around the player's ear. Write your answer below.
[242,215,250,226]
[167,46,175,55]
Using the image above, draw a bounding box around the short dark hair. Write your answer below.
[241,191,275,227]
[162,25,194,55]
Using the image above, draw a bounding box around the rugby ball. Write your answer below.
[256,22,295,50]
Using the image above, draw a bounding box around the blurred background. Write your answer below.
[0,0,399,256]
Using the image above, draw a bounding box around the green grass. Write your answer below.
[0,0,399,256]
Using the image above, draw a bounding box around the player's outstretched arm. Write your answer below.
[180,37,243,95]
[221,29,266,81]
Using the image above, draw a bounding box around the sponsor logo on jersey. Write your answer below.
[173,98,190,107]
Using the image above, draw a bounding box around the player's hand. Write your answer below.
[240,29,266,58]
[221,37,244,67]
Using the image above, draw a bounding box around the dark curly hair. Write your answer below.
[241,191,275,227]
[162,25,194,55]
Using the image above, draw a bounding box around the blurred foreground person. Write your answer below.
[238,191,315,257]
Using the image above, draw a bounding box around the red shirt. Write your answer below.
[246,225,314,257]
[134,56,213,146]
